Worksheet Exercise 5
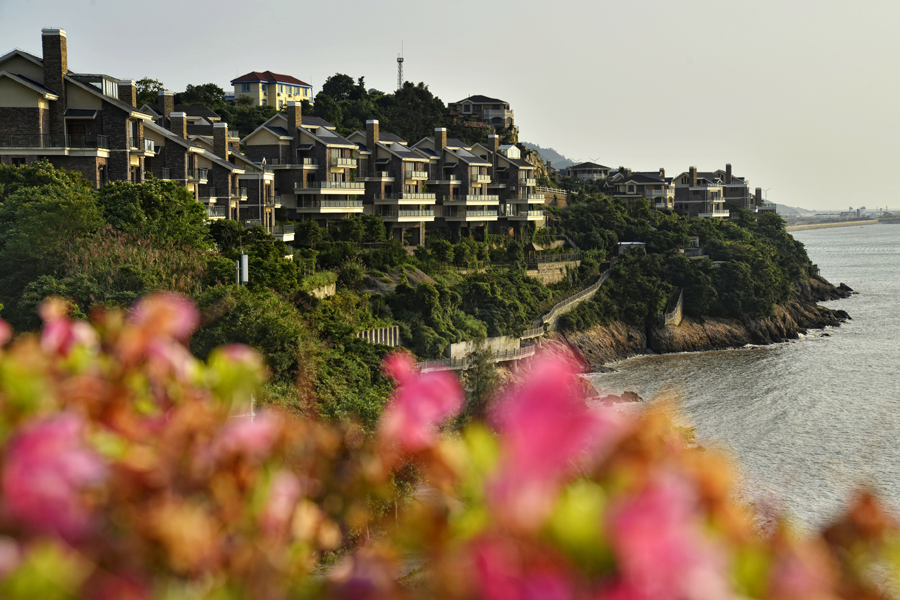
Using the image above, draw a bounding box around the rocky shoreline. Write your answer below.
[551,276,853,372]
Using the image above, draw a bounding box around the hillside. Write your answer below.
[520,141,576,169]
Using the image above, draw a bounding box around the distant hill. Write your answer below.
[520,142,576,169]
[775,204,818,217]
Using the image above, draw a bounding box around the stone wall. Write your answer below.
[0,107,42,135]
[47,155,105,187]
[525,260,579,285]
[448,335,520,360]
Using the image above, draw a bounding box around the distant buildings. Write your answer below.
[230,70,312,108]
[565,162,610,181]
[448,95,514,130]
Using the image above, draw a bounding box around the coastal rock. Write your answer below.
[547,321,647,370]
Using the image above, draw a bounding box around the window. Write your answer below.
[262,85,268,95]
[279,84,283,93]
[11,157,26,167]
[262,99,267,106]
[242,84,250,92]
[278,100,283,109]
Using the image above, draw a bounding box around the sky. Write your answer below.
[1,0,898,211]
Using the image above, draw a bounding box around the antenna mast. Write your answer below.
[397,43,404,90]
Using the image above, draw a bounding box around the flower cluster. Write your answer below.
[0,293,896,599]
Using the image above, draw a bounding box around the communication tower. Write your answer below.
[397,45,404,90]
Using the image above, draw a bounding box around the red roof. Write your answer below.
[230,70,310,87]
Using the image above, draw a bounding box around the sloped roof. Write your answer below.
[0,71,58,98]
[143,103,220,120]
[569,162,609,170]
[231,70,311,87]
[457,95,504,104]
[378,132,407,144]
[264,125,291,137]
[64,75,153,119]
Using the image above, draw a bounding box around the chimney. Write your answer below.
[659,168,665,178]
[725,163,732,184]
[41,28,67,136]
[118,79,136,108]
[158,90,174,121]
[435,127,447,153]
[366,119,379,149]
[689,166,697,187]
[489,134,499,153]
[756,187,763,206]
[286,101,302,161]
[169,111,187,139]
[625,168,632,178]
[213,122,228,159]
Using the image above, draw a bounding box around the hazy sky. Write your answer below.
[1,0,897,211]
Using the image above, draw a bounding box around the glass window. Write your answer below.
[242,84,250,92]
[262,99,267,106]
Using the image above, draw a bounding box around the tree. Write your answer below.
[180,83,226,108]
[96,178,210,249]
[462,340,499,422]
[321,74,357,101]
[135,77,164,106]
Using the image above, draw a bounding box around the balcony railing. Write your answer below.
[148,168,172,180]
[298,200,364,209]
[228,131,240,140]
[378,210,435,218]
[473,174,491,183]
[299,158,318,166]
[374,193,437,201]
[206,206,227,219]
[187,168,209,181]
[515,193,544,201]
[294,181,365,190]
[510,210,545,218]
[519,178,536,186]
[330,157,357,167]
[250,162,275,173]
[243,220,263,229]
[198,187,218,199]
[483,109,514,119]
[447,194,500,203]
[404,170,429,179]
[231,187,248,199]
[646,189,673,198]
[273,195,282,207]
[0,133,110,149]
[128,137,155,152]
[272,224,294,235]
[698,210,731,218]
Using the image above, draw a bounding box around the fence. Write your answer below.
[536,270,610,330]
[528,252,581,265]
[417,344,537,372]
[520,326,544,340]
[354,326,400,347]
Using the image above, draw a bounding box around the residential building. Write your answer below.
[565,162,610,181]
[347,121,435,245]
[241,102,363,228]
[230,71,312,108]
[412,129,498,233]
[672,167,729,218]
[713,164,756,210]
[448,95,514,130]
[0,29,154,185]
[471,136,544,230]
[606,167,674,210]
[139,95,222,136]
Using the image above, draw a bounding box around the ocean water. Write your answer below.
[586,224,900,531]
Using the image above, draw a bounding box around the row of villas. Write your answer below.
[565,162,775,218]
[0,29,541,244]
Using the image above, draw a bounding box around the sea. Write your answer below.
[586,223,900,532]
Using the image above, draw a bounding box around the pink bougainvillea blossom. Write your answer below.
[38,298,98,357]
[2,414,106,542]
[607,472,733,600]
[473,537,574,600]
[379,352,463,452]
[129,292,198,341]
[488,350,626,524]
[209,413,281,463]
[260,471,303,537]
[0,318,11,348]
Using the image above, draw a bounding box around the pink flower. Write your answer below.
[38,298,98,357]
[145,339,198,382]
[129,293,198,341]
[473,537,574,600]
[260,471,302,536]
[210,413,280,462]
[218,344,266,372]
[488,351,625,524]
[606,473,733,600]
[2,414,107,542]
[0,318,11,347]
[378,352,463,452]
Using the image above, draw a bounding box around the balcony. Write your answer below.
[374,192,437,204]
[273,195,282,208]
[646,189,673,198]
[296,199,364,213]
[330,157,357,167]
[228,131,240,140]
[508,210,545,221]
[263,196,276,208]
[128,137,155,155]
[473,174,491,183]
[206,205,227,219]
[444,194,500,205]
[294,181,365,194]
[443,209,499,222]
[519,178,536,187]
[187,168,209,182]
[198,187,218,200]
[511,193,544,202]
[231,187,248,200]
[483,109,514,120]
[377,209,436,222]
[697,210,731,218]
[404,170,429,180]
[0,133,110,151]
[427,174,459,184]
[148,168,171,180]
[272,224,294,242]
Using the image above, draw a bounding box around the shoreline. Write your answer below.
[786,219,879,232]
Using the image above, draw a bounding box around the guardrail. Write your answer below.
[660,288,684,327]
[528,253,581,265]
[535,186,567,196]
[520,327,544,340]
[330,157,357,167]
[405,170,429,179]
[379,210,435,218]
[417,344,536,372]
[535,270,610,330]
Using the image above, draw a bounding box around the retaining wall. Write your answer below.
[448,335,521,360]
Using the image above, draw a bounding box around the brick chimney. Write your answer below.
[118,79,136,108]
[489,134,499,153]
[725,163,732,184]
[158,90,174,121]
[213,122,228,160]
[625,168,632,178]
[435,127,447,154]
[169,111,187,139]
[659,168,665,178]
[689,166,697,187]
[286,101,302,161]
[41,28,67,136]
[756,187,763,206]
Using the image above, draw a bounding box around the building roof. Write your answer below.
[141,103,220,120]
[568,162,609,170]
[0,71,58,99]
[456,95,505,104]
[231,70,311,87]
[186,124,214,136]
[263,125,291,137]
[300,115,333,128]
[378,132,407,144]
[64,75,153,120]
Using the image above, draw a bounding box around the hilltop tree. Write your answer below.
[180,83,226,108]
[135,77,164,106]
